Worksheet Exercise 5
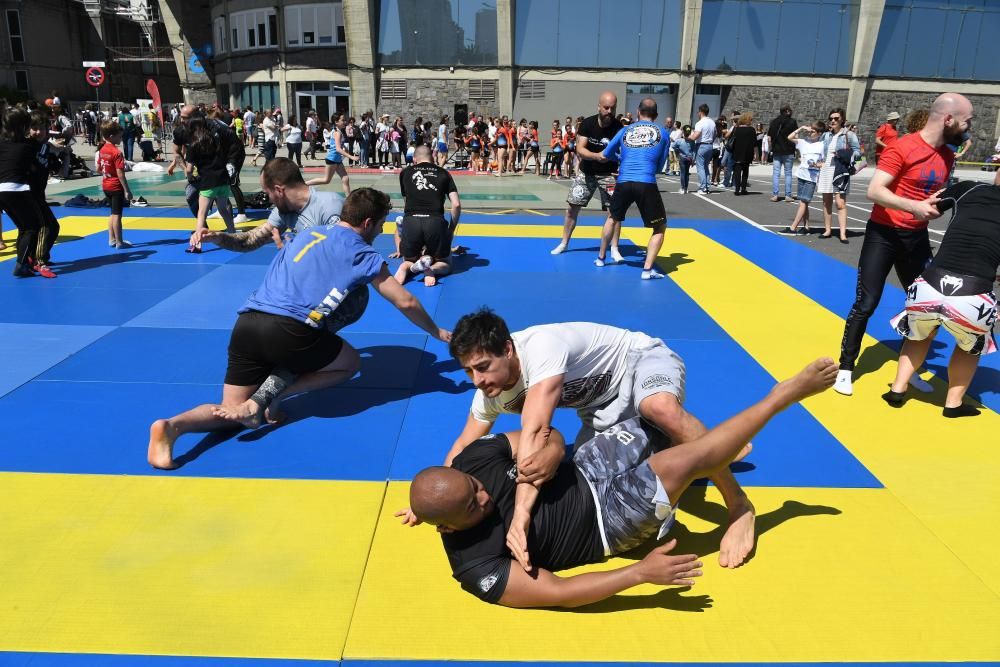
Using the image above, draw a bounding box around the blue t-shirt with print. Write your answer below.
[240,223,385,329]
[267,188,344,236]
[602,121,670,184]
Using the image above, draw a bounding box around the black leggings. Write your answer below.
[839,220,932,370]
[33,196,60,264]
[286,142,302,167]
[732,161,750,191]
[0,191,42,269]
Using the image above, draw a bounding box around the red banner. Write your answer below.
[146,79,163,126]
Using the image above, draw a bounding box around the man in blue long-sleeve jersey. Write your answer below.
[595,98,671,280]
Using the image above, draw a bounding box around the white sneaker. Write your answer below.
[641,268,665,280]
[550,242,567,255]
[909,374,934,393]
[594,257,605,268]
[610,247,624,263]
[833,370,853,396]
[676,189,687,194]
[207,210,223,219]
[233,214,249,224]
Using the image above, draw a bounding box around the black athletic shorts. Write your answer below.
[609,181,666,228]
[225,310,345,387]
[104,189,125,216]
[399,214,451,261]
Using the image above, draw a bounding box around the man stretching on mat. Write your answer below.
[147,187,451,470]
[192,158,344,252]
[404,357,838,607]
[398,309,756,568]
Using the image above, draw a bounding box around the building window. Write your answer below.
[14,69,28,93]
[230,9,277,51]
[285,3,346,47]
[697,0,858,76]
[379,79,407,100]
[236,82,280,110]
[213,16,226,54]
[469,79,497,101]
[872,0,1000,81]
[379,0,498,66]
[518,80,545,100]
[6,10,24,63]
[515,0,682,69]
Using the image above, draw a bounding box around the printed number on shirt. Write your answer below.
[294,230,328,263]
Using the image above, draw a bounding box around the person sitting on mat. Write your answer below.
[147,187,451,470]
[397,309,757,569]
[401,358,838,607]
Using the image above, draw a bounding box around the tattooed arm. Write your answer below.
[194,222,279,251]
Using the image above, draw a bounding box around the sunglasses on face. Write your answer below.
[829,116,841,121]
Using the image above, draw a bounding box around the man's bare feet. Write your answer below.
[719,497,756,568]
[148,419,179,470]
[211,399,264,429]
[393,265,410,284]
[733,442,753,462]
[423,271,437,287]
[772,357,838,406]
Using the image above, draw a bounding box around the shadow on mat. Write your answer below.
[47,249,156,274]
[853,337,947,384]
[564,586,714,614]
[446,251,489,280]
[171,346,472,466]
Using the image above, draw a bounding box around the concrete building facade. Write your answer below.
[194,0,1000,162]
[0,0,181,107]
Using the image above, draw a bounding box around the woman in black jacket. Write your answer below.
[730,112,759,196]
[0,108,51,277]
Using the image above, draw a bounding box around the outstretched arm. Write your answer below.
[498,539,701,608]
[198,222,277,251]
[445,413,493,465]
[371,264,450,341]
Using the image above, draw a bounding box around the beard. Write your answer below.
[942,121,966,145]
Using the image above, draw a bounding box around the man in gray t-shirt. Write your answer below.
[194,161,343,252]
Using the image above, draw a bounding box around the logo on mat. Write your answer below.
[479,573,499,592]
[939,274,964,296]
[641,374,674,390]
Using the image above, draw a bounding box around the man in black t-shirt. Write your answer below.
[766,105,798,201]
[405,358,839,607]
[884,180,1000,417]
[551,91,625,260]
[394,145,462,287]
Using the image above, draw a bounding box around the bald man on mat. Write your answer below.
[404,358,838,607]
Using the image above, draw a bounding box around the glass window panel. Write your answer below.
[15,70,28,92]
[232,27,238,49]
[287,7,299,44]
[947,8,980,79]
[379,0,497,65]
[736,1,780,72]
[318,5,333,43]
[973,10,1000,81]
[7,10,21,36]
[248,23,256,47]
[870,6,907,75]
[901,7,947,77]
[514,0,559,66]
[556,0,598,67]
[775,2,818,73]
[648,0,683,69]
[698,0,740,71]
[813,2,855,75]
[334,4,345,43]
[268,13,277,46]
[11,36,23,62]
[597,0,641,69]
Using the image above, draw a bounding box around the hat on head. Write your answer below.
[886,111,900,121]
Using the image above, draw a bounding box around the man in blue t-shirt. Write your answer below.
[147,187,452,470]
[194,158,344,252]
[596,98,671,280]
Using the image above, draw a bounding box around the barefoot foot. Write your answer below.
[211,399,264,429]
[773,357,838,406]
[148,419,179,470]
[733,441,753,462]
[423,271,437,287]
[264,404,288,425]
[719,497,756,568]
[393,265,410,284]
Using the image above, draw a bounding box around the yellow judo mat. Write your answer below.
[0,211,996,666]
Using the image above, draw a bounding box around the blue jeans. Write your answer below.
[722,150,734,187]
[696,143,714,192]
[123,133,135,161]
[679,156,692,191]
[772,153,794,197]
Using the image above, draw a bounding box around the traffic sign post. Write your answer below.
[85,66,105,109]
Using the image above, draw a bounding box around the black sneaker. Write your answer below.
[779,227,796,234]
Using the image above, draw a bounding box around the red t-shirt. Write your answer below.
[97,142,125,192]
[875,122,898,156]
[871,132,953,231]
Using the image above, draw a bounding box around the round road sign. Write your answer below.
[86,67,105,87]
